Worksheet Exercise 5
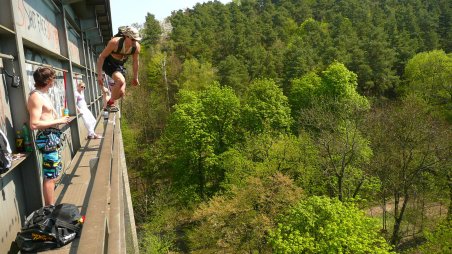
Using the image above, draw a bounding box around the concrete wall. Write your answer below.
[0,0,111,252]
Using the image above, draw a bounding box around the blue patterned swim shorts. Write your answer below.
[42,149,62,179]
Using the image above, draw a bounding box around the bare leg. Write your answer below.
[43,178,55,206]
[102,86,111,109]
[109,71,126,103]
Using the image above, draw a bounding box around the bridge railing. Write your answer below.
[77,112,139,253]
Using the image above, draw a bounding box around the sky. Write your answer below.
[111,0,232,32]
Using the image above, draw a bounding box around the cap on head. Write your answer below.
[122,26,142,41]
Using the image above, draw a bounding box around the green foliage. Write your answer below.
[177,59,218,91]
[141,13,162,47]
[163,85,241,202]
[268,196,394,253]
[403,50,452,122]
[419,219,452,253]
[122,1,452,252]
[241,78,293,134]
[189,173,303,252]
[289,72,321,117]
[366,94,450,245]
[220,132,320,195]
[283,18,331,84]
[293,62,373,201]
[217,55,249,95]
[167,0,451,97]
[140,232,174,254]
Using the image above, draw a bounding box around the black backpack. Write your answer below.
[0,129,12,174]
[15,203,84,252]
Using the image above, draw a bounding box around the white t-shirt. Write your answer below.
[74,90,87,110]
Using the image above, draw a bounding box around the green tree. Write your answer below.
[283,18,332,87]
[241,79,292,135]
[217,55,249,95]
[419,219,452,253]
[163,85,240,202]
[189,173,303,253]
[367,95,449,246]
[269,196,394,254]
[141,13,162,47]
[403,50,452,122]
[220,132,320,195]
[295,63,373,201]
[176,58,217,91]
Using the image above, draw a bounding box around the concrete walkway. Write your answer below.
[44,120,106,254]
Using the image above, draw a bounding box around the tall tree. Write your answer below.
[141,13,162,47]
[295,62,373,201]
[163,85,240,202]
[367,95,449,246]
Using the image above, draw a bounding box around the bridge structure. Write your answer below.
[0,0,138,253]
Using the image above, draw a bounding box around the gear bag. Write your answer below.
[0,129,12,174]
[15,203,84,252]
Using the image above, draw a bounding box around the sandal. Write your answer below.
[88,134,103,139]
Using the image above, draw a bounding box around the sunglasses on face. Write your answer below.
[80,86,85,89]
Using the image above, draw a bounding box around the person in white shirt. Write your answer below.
[74,82,102,139]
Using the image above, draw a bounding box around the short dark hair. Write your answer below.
[33,67,56,88]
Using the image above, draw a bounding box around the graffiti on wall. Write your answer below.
[16,0,61,53]
[26,63,66,118]
[69,41,81,65]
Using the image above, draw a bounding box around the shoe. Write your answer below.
[107,104,119,112]
[88,134,103,139]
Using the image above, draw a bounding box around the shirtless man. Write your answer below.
[27,67,70,206]
[96,26,141,112]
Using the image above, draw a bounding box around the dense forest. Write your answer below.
[121,0,451,253]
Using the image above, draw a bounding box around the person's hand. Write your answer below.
[132,78,140,86]
[97,76,104,87]
[60,116,70,125]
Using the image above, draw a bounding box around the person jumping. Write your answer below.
[96,26,141,112]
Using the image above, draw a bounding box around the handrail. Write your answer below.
[107,113,125,254]
[77,113,115,253]
[75,110,138,253]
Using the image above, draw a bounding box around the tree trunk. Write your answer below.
[391,192,409,246]
[338,174,343,201]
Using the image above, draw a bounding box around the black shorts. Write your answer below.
[103,55,126,77]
